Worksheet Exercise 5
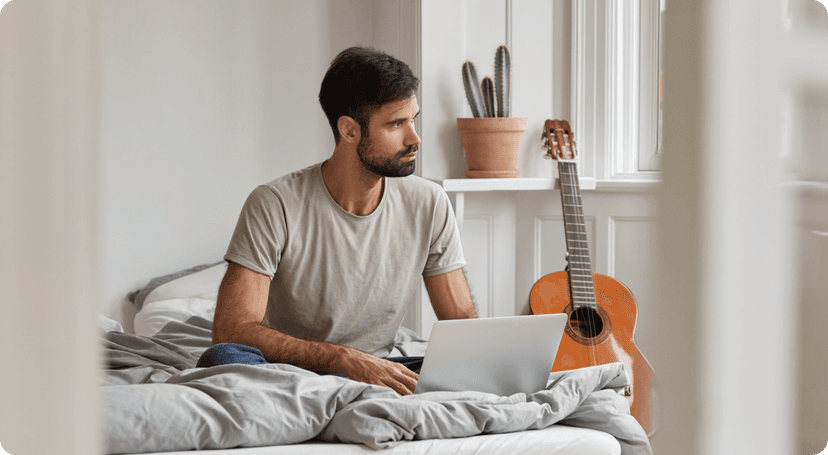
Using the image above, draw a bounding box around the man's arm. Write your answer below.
[212,262,419,394]
[423,267,478,320]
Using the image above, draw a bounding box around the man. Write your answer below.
[207,47,476,396]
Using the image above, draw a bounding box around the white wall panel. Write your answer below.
[515,192,553,315]
[461,216,494,318]
[457,194,517,316]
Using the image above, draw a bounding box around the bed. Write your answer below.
[100,262,652,455]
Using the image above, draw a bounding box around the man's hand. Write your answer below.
[215,262,419,395]
[340,349,419,395]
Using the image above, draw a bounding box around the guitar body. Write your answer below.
[530,270,657,436]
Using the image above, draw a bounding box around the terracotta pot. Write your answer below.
[456,117,528,178]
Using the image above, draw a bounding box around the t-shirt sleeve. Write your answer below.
[224,185,285,278]
[422,188,467,277]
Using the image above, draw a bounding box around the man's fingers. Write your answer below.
[395,372,417,395]
[374,362,417,395]
[345,352,420,394]
[389,363,418,395]
[400,365,419,380]
[386,377,415,396]
[389,360,419,379]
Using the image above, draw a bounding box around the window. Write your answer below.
[636,0,664,172]
[572,0,663,178]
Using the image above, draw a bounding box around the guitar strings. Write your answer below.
[562,159,598,367]
[569,162,598,366]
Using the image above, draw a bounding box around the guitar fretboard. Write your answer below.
[558,160,597,310]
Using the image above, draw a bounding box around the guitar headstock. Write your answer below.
[541,119,577,161]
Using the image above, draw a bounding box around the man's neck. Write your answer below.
[321,149,384,217]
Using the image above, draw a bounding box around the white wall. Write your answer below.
[97,0,375,330]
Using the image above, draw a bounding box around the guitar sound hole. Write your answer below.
[569,307,604,338]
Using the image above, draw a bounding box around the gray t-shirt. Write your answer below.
[225,162,466,357]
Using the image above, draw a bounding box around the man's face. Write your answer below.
[357,95,421,178]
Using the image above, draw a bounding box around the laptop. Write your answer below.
[413,314,568,396]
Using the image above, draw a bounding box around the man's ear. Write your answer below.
[337,116,362,144]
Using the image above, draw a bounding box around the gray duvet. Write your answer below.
[102,317,652,455]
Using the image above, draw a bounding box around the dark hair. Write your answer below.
[319,47,419,143]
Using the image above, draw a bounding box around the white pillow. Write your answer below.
[133,262,227,336]
[134,298,217,337]
[144,262,228,305]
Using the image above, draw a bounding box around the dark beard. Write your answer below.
[357,135,417,178]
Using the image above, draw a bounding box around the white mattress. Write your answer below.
[132,425,620,455]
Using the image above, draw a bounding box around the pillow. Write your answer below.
[129,261,225,309]
[134,298,217,337]
[131,261,228,337]
[142,262,228,306]
[98,314,125,333]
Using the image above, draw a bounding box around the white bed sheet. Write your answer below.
[128,425,620,455]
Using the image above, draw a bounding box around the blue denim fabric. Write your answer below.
[196,343,267,368]
[196,343,423,375]
[385,356,423,374]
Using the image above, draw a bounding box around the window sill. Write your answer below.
[430,177,661,230]
[431,177,661,193]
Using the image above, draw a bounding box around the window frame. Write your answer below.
[572,0,663,179]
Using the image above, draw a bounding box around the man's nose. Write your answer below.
[406,124,421,146]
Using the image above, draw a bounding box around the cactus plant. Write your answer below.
[494,44,511,117]
[461,45,513,118]
[481,77,495,118]
[457,44,525,178]
[462,61,485,118]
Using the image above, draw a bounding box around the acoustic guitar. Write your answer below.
[529,119,657,436]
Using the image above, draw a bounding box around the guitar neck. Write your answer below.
[557,160,597,309]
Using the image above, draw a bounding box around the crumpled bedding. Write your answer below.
[102,316,652,455]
